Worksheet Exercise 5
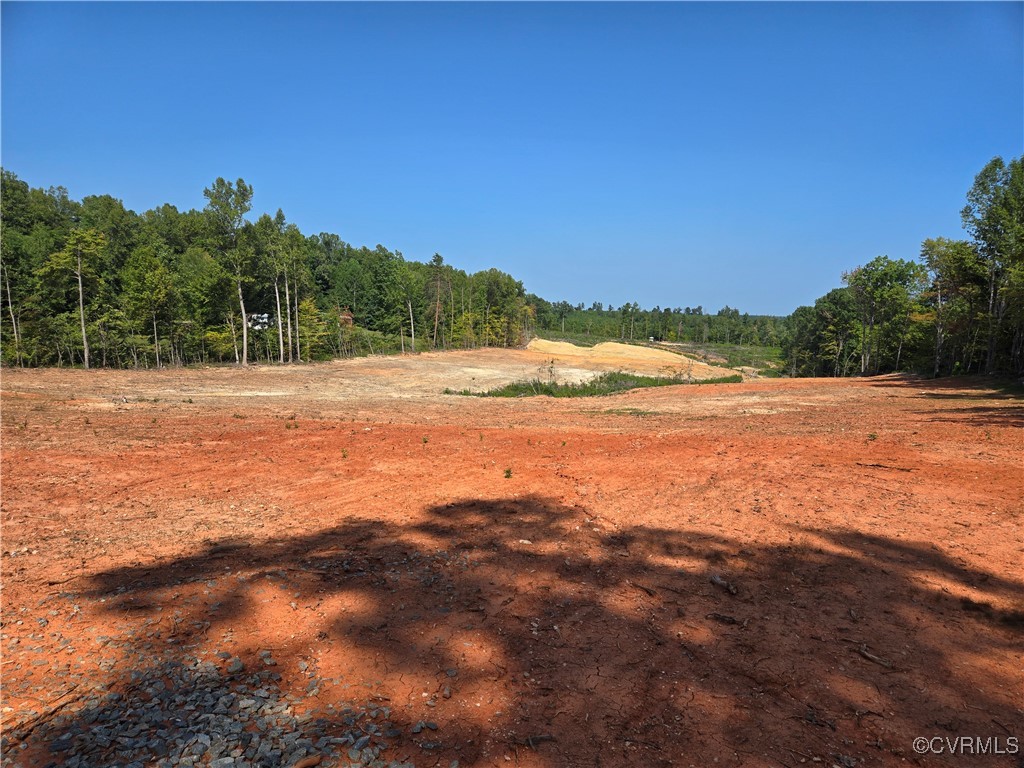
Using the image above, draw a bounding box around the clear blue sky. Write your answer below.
[3,2,1021,315]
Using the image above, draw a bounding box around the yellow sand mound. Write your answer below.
[526,339,739,380]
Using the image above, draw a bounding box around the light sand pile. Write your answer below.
[526,339,740,380]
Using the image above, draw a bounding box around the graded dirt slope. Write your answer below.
[527,338,738,379]
[1,357,1022,768]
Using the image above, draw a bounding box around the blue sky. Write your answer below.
[2,2,1021,315]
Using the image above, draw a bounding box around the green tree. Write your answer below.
[961,156,1024,373]
[843,256,926,374]
[782,289,859,377]
[919,238,987,376]
[38,229,108,368]
[204,178,254,364]
[252,210,290,363]
[122,240,174,367]
[173,246,230,363]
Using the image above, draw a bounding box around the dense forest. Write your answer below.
[783,156,1023,378]
[1,155,1020,377]
[0,170,784,369]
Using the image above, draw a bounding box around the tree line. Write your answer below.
[783,156,1023,378]
[9,158,1016,378]
[528,298,788,348]
[0,170,788,369]
[0,173,538,368]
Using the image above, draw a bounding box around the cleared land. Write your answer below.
[2,346,1022,768]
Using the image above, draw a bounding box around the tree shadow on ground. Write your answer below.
[916,405,1024,429]
[867,375,1024,399]
[11,496,1023,767]
[864,376,1024,428]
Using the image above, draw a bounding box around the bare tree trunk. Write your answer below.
[432,296,441,349]
[153,313,161,368]
[75,250,90,369]
[284,269,293,363]
[985,258,998,374]
[859,316,868,374]
[449,280,456,349]
[3,264,22,367]
[237,280,248,365]
[228,314,239,364]
[294,283,301,362]
[274,278,285,363]
[408,299,416,353]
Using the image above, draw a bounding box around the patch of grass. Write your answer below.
[232,413,245,419]
[605,408,657,417]
[457,371,742,398]
[504,468,513,479]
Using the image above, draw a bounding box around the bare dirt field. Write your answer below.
[2,347,1022,768]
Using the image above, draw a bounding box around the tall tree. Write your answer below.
[122,240,174,367]
[38,229,108,368]
[282,224,309,362]
[919,238,987,376]
[961,156,1024,373]
[843,256,926,374]
[203,178,254,364]
[253,210,289,363]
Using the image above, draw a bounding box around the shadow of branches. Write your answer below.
[864,375,1024,428]
[11,496,1023,768]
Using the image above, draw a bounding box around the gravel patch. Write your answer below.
[1,657,415,768]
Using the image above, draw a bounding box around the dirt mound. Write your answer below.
[527,338,738,379]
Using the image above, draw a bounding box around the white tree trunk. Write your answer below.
[294,285,301,362]
[237,280,248,365]
[408,299,416,353]
[76,251,90,369]
[153,313,161,368]
[4,264,22,366]
[284,269,293,363]
[274,278,285,364]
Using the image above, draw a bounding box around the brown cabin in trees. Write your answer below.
[338,307,355,326]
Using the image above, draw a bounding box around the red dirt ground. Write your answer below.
[2,353,1022,767]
